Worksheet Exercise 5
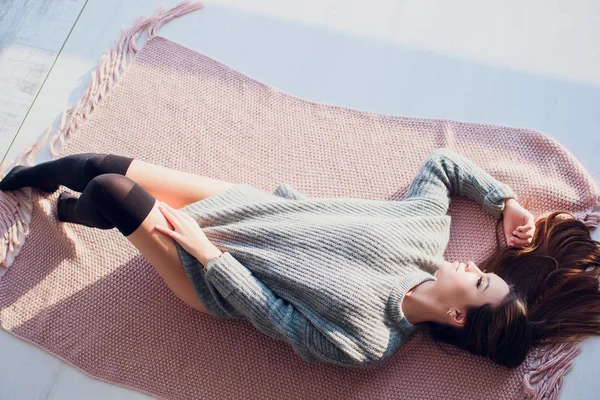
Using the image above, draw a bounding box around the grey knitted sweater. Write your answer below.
[175,148,517,367]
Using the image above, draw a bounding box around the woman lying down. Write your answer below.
[0,147,598,369]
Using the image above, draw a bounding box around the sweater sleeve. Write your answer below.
[404,148,518,219]
[204,252,367,366]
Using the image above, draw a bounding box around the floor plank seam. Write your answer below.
[1,0,90,167]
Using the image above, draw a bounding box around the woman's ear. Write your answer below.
[447,309,466,327]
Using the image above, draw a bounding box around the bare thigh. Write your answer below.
[125,159,237,209]
[126,199,208,313]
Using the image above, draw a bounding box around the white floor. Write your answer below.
[1,0,599,399]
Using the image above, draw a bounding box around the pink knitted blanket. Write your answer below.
[1,2,598,399]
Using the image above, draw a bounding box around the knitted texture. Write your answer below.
[0,3,598,399]
[175,148,517,366]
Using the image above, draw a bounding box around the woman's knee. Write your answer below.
[87,174,136,197]
[79,153,133,182]
[85,174,157,237]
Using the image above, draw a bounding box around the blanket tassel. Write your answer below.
[577,198,600,230]
[0,0,204,276]
[523,342,582,400]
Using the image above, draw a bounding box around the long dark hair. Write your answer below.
[424,207,600,368]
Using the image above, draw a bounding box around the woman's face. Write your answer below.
[434,260,510,310]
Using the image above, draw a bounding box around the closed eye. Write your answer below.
[476,276,483,288]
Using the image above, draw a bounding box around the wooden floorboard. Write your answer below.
[0,0,87,162]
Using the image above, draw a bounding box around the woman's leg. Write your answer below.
[57,173,208,313]
[0,153,133,193]
[0,153,237,209]
[124,159,237,209]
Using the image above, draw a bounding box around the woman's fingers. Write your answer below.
[517,223,534,232]
[514,224,534,238]
[155,225,175,238]
[509,235,531,247]
[161,202,178,212]
[155,224,168,234]
[161,202,196,226]
[158,202,181,230]
[513,230,533,239]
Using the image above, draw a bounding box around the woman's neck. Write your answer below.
[400,280,445,325]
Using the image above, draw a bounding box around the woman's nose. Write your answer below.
[465,261,479,273]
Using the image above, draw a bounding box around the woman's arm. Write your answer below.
[201,252,369,366]
[204,252,305,342]
[404,148,518,219]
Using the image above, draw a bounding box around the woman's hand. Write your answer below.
[154,201,221,263]
[502,198,536,248]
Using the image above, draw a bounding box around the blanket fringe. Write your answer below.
[523,342,582,400]
[0,0,204,275]
[573,192,600,230]
[580,207,600,230]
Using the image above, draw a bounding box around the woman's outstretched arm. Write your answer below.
[404,148,518,219]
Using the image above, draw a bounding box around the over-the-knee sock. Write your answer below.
[0,153,134,193]
[56,192,114,230]
[57,173,156,237]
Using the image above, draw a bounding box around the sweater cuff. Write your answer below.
[205,252,252,298]
[483,184,518,219]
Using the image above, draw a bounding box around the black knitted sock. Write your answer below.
[0,153,134,194]
[57,173,156,237]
